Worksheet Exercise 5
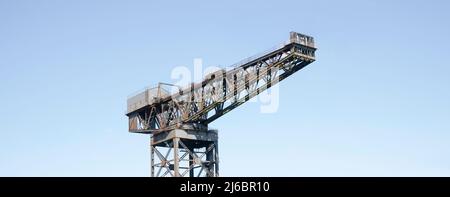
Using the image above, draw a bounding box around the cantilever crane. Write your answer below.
[126,32,316,177]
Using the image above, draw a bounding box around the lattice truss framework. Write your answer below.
[151,138,218,177]
[128,39,316,134]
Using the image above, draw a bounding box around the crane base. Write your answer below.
[150,126,219,177]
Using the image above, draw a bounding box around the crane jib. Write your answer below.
[126,32,316,134]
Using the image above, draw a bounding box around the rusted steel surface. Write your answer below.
[126,32,316,134]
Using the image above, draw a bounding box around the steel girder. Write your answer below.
[127,40,315,134]
[150,130,219,177]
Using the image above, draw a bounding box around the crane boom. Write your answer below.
[126,32,316,134]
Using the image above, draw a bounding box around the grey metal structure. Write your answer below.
[126,32,316,177]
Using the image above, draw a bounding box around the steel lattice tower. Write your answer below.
[126,32,316,177]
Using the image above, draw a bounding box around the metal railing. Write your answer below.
[225,32,314,71]
[126,84,171,113]
[126,32,315,113]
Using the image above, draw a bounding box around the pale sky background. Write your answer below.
[1,0,450,176]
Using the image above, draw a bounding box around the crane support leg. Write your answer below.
[150,125,219,177]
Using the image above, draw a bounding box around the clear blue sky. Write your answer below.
[1,0,450,176]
